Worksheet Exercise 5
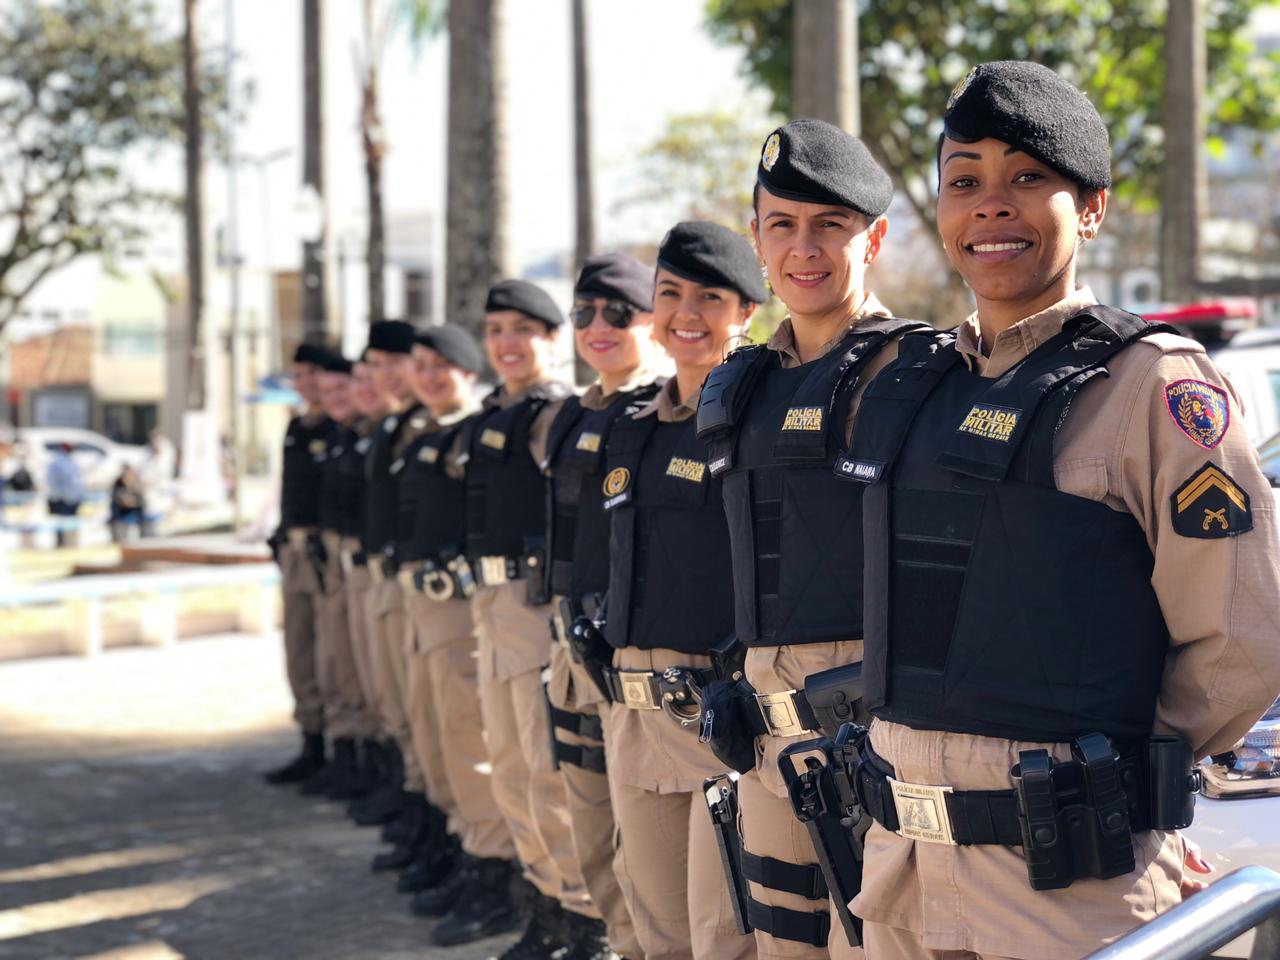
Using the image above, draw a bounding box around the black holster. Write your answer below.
[708,633,747,682]
[563,601,614,704]
[703,773,753,935]
[698,677,761,775]
[523,536,549,606]
[802,661,870,738]
[267,528,285,565]
[305,533,328,592]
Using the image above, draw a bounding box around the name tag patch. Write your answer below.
[418,445,440,463]
[576,431,602,453]
[835,457,884,483]
[781,406,824,431]
[480,428,507,450]
[356,438,372,454]
[1165,379,1229,450]
[665,457,706,483]
[957,404,1020,443]
[708,455,730,476]
[1171,461,1252,538]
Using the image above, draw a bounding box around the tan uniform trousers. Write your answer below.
[339,540,383,740]
[546,639,637,953]
[471,581,590,913]
[362,574,425,794]
[744,643,866,960]
[860,925,1018,960]
[280,532,324,734]
[314,531,374,740]
[402,579,518,831]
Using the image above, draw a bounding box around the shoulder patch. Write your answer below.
[602,467,630,498]
[1165,379,1229,450]
[1171,461,1252,539]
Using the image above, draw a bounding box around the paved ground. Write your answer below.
[0,633,517,960]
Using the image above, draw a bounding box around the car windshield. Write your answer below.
[1259,431,1280,486]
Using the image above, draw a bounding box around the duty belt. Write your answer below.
[603,665,716,713]
[285,526,317,549]
[367,554,398,584]
[396,556,477,601]
[735,688,822,739]
[339,548,367,574]
[474,554,529,587]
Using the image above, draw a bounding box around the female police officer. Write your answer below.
[601,221,764,960]
[695,119,920,959]
[543,252,663,960]
[842,61,1280,959]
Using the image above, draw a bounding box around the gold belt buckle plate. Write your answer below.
[755,690,808,738]
[888,778,957,845]
[339,550,354,575]
[479,556,509,586]
[617,671,659,710]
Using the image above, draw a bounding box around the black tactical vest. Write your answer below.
[363,405,422,558]
[280,413,333,529]
[545,383,662,600]
[332,420,375,539]
[697,319,926,647]
[397,418,471,564]
[464,384,568,560]
[603,408,735,654]
[318,421,352,533]
[848,307,1175,743]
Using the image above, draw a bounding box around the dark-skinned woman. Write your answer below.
[842,61,1280,959]
[602,221,765,960]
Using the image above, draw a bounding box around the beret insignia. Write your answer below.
[1165,379,1229,450]
[762,132,782,172]
[1171,461,1252,538]
[948,67,978,111]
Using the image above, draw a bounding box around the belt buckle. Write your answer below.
[396,567,416,590]
[756,690,808,739]
[339,550,354,575]
[479,556,509,586]
[617,671,659,710]
[888,777,957,845]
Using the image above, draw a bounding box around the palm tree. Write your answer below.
[1160,0,1205,302]
[572,0,594,272]
[183,0,205,407]
[302,0,326,343]
[791,0,857,133]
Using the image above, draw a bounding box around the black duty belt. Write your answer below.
[474,554,527,586]
[367,553,398,583]
[339,548,367,573]
[737,688,823,739]
[602,664,714,716]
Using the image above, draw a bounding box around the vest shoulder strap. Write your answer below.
[695,344,771,439]
[545,395,585,467]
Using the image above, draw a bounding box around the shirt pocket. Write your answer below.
[1053,457,1109,503]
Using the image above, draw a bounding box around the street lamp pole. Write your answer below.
[225,0,243,533]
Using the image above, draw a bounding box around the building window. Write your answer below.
[103,323,162,356]
[102,403,158,445]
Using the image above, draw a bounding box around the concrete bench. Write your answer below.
[0,562,281,658]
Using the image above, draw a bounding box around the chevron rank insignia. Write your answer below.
[1171,461,1252,539]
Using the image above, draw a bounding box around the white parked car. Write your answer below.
[2,427,147,494]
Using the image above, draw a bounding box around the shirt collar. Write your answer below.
[635,377,698,423]
[766,291,893,365]
[580,367,660,412]
[954,286,1099,378]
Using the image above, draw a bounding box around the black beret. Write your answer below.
[575,253,655,312]
[317,349,353,375]
[293,342,328,366]
[942,60,1111,190]
[485,279,564,328]
[657,221,768,305]
[757,118,892,218]
[414,324,484,374]
[367,319,416,354]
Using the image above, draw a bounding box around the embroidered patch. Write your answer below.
[947,66,978,111]
[1171,461,1252,539]
[708,454,730,476]
[957,404,1020,443]
[390,458,405,475]
[355,438,372,454]
[309,439,327,455]
[781,406,824,432]
[383,415,398,433]
[761,132,781,171]
[480,428,507,450]
[1165,379,1229,450]
[602,467,630,497]
[409,416,427,429]
[665,457,707,483]
[576,431,602,453]
[835,457,884,483]
[418,445,439,463]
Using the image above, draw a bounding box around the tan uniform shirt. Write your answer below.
[854,287,1280,958]
[743,293,913,799]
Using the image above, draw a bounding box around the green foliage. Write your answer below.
[704,0,1280,228]
[0,0,225,329]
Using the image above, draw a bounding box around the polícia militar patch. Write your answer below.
[1165,379,1228,450]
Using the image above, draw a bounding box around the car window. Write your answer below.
[73,442,105,459]
[1269,371,1280,430]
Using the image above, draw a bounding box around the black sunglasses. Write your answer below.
[571,300,635,330]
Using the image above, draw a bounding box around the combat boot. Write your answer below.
[371,794,430,871]
[560,910,614,960]
[263,732,325,785]
[493,889,569,960]
[429,858,524,946]
[349,741,405,826]
[320,737,366,801]
[396,816,457,892]
[410,850,471,917]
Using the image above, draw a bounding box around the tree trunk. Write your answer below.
[1160,0,1205,303]
[302,0,327,344]
[571,0,594,273]
[183,0,205,408]
[362,0,386,327]
[791,0,858,134]
[446,0,509,341]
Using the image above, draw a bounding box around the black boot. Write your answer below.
[561,910,614,960]
[492,889,569,959]
[297,753,337,796]
[320,737,366,801]
[397,828,458,893]
[263,732,325,785]
[429,858,524,946]
[410,849,471,916]
[349,741,404,826]
[371,794,431,872]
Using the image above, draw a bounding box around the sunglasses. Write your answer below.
[571,300,635,330]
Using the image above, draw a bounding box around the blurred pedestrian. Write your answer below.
[109,464,147,542]
[46,442,84,547]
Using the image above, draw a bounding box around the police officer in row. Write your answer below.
[543,253,663,960]
[393,326,516,908]
[838,61,1280,958]
[264,342,333,785]
[696,119,916,958]
[600,221,766,959]
[430,282,594,958]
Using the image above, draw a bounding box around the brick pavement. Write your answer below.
[0,634,518,960]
